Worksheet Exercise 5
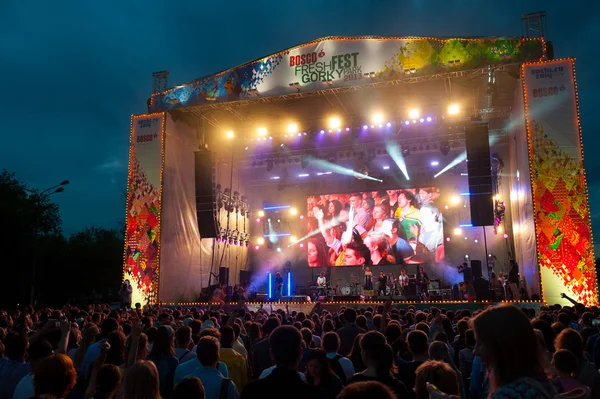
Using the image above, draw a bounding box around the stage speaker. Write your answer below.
[407,279,417,296]
[282,296,306,302]
[430,295,443,301]
[255,293,269,302]
[474,278,490,300]
[406,294,420,301]
[333,295,361,302]
[465,124,494,226]
[239,270,251,287]
[218,267,229,286]
[194,150,219,238]
[470,260,483,279]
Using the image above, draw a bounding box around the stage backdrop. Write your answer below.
[150,37,544,112]
[523,59,597,305]
[123,113,166,305]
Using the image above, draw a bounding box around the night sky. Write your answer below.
[2,1,598,251]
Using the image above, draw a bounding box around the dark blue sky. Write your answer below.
[2,1,598,247]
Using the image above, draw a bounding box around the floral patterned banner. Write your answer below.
[151,36,544,111]
[123,113,165,305]
[522,59,597,305]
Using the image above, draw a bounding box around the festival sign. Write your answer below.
[151,36,544,112]
[523,59,597,305]
[123,113,166,305]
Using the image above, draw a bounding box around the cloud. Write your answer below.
[95,160,123,173]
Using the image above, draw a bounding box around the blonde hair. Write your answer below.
[118,360,160,399]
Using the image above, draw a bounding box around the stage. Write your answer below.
[122,33,597,307]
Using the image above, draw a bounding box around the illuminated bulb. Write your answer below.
[372,113,384,124]
[328,117,341,129]
[290,236,297,242]
[226,131,234,139]
[257,127,267,136]
[255,245,260,250]
[453,228,462,236]
[257,237,265,245]
[287,123,298,134]
[277,248,281,252]
[450,195,460,205]
[408,108,420,119]
[448,104,460,115]
[258,210,265,217]
[497,225,503,234]
[290,207,297,215]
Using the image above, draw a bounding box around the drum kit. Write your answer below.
[336,273,362,296]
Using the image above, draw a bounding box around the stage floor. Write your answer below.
[167,299,543,314]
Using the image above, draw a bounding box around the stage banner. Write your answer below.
[151,37,543,111]
[523,59,597,305]
[123,113,166,305]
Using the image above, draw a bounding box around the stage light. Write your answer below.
[244,146,248,151]
[320,129,325,134]
[258,210,265,217]
[290,208,298,215]
[448,103,460,115]
[464,236,468,240]
[451,195,460,205]
[426,117,432,122]
[497,225,504,234]
[300,215,304,219]
[363,124,368,130]
[419,118,424,123]
[383,166,390,170]
[277,247,281,252]
[446,237,451,242]
[255,245,260,250]
[256,218,261,223]
[386,122,392,127]
[290,235,297,242]
[431,161,439,166]
[298,173,309,177]
[345,127,350,132]
[503,233,509,239]
[257,127,267,136]
[465,254,470,258]
[474,239,479,243]
[300,243,304,248]
[297,132,302,137]
[453,228,462,235]
[408,109,420,119]
[372,113,384,124]
[268,136,273,140]
[329,117,341,129]
[404,120,410,126]
[226,131,234,139]
[257,237,265,245]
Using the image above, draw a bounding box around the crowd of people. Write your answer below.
[0,298,598,399]
[306,189,445,267]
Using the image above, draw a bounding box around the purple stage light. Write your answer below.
[216,237,221,243]
[386,122,392,127]
[297,132,302,137]
[363,124,368,129]
[404,121,410,126]
[303,132,307,135]
[419,118,424,123]
[426,116,432,122]
[320,129,325,134]
[345,127,350,132]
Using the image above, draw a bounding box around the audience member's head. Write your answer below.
[94,364,121,399]
[337,381,397,399]
[197,336,220,367]
[119,360,161,399]
[322,332,341,354]
[28,339,53,373]
[552,349,579,378]
[176,325,192,349]
[344,308,357,324]
[172,377,205,399]
[220,325,236,348]
[34,354,78,399]
[269,326,303,368]
[554,328,584,361]
[415,360,460,399]
[407,330,429,358]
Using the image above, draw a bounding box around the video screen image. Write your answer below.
[305,188,444,267]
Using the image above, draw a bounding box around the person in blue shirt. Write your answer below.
[186,336,238,399]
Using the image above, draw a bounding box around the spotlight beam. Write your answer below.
[307,157,382,182]
[434,134,500,178]
[385,142,410,181]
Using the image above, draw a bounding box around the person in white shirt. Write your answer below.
[315,272,327,301]
[13,340,54,399]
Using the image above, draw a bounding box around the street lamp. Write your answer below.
[30,180,69,305]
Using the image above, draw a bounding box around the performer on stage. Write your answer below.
[417,266,429,300]
[377,271,387,297]
[387,272,397,296]
[398,269,409,296]
[212,284,226,306]
[274,272,284,302]
[363,266,373,297]
[508,260,521,300]
[457,262,475,300]
[314,272,327,301]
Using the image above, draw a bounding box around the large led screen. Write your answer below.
[305,188,444,267]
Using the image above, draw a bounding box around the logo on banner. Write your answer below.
[290,49,362,84]
[136,117,161,143]
[530,65,565,80]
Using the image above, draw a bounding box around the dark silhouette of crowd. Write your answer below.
[0,298,598,399]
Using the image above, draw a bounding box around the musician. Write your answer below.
[387,272,397,296]
[377,271,387,297]
[498,271,508,299]
[363,266,373,296]
[274,272,284,302]
[457,262,475,300]
[417,266,429,300]
[489,271,503,300]
[314,271,327,301]
[398,269,409,295]
[508,260,521,300]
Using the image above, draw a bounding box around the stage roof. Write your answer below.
[150,35,545,113]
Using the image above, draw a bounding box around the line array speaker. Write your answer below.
[194,150,219,238]
[465,124,494,226]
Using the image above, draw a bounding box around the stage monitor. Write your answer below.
[304,187,444,267]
